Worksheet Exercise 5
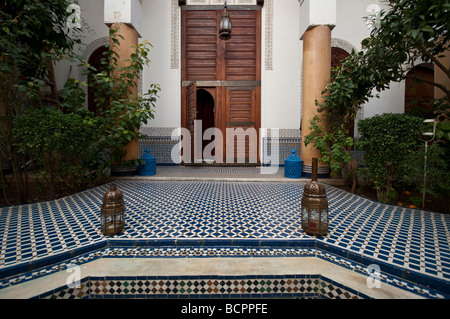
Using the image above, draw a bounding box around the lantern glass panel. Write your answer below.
[321,210,328,223]
[101,184,125,236]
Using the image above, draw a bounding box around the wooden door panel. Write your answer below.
[226,88,257,163]
[181,8,261,165]
[184,10,218,81]
[225,10,258,81]
[186,81,197,163]
[405,66,434,114]
[228,90,254,123]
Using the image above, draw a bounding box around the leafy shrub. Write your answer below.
[81,27,160,165]
[13,107,106,199]
[304,114,354,174]
[357,113,423,203]
[405,143,450,212]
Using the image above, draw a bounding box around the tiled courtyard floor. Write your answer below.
[0,166,449,299]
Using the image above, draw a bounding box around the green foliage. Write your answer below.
[0,0,81,99]
[0,0,81,203]
[357,113,423,202]
[431,98,450,153]
[1,5,160,203]
[80,27,160,165]
[13,107,106,199]
[378,189,398,205]
[409,196,423,208]
[405,143,450,212]
[304,0,450,175]
[59,78,86,112]
[304,114,354,173]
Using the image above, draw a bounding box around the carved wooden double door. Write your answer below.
[181,7,261,164]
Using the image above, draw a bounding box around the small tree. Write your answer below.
[357,113,423,203]
[13,107,105,199]
[405,143,450,212]
[81,26,160,167]
[0,0,81,203]
[304,0,450,174]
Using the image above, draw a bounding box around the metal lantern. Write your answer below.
[101,184,125,236]
[219,1,232,40]
[301,158,329,236]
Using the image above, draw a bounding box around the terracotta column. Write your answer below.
[301,25,332,178]
[110,22,140,161]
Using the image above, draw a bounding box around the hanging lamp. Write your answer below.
[219,1,232,40]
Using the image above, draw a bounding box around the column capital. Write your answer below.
[104,0,142,37]
[299,0,336,40]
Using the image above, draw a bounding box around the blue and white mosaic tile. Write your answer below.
[0,180,449,297]
[0,246,446,299]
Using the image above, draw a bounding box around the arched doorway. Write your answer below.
[405,64,434,117]
[197,89,215,159]
[88,45,108,115]
[331,47,354,138]
[331,47,350,70]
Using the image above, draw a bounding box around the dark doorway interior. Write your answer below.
[88,45,109,115]
[405,64,435,117]
[197,89,215,158]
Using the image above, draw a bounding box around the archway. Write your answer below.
[197,89,215,159]
[405,64,434,117]
[331,47,354,138]
[331,47,350,70]
[87,45,109,115]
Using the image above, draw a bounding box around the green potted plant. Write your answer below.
[82,27,160,176]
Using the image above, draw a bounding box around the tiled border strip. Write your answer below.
[1,237,449,297]
[34,274,366,299]
[0,243,448,299]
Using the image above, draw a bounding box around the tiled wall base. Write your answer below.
[2,246,443,299]
[262,137,301,166]
[139,137,179,165]
[138,129,304,166]
[36,275,365,299]
[137,129,364,168]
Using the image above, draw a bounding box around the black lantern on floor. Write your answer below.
[219,1,232,40]
[101,184,125,236]
[301,158,329,236]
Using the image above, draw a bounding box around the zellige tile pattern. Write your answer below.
[0,177,449,297]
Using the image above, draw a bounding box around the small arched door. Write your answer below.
[88,45,109,115]
[331,47,354,138]
[197,89,215,159]
[405,64,434,117]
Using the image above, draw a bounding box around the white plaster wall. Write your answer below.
[261,0,302,131]
[364,81,406,117]
[332,0,374,51]
[54,0,109,89]
[54,0,406,131]
[54,0,180,129]
[104,0,143,36]
[140,0,181,129]
[299,0,336,39]
[332,0,406,120]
